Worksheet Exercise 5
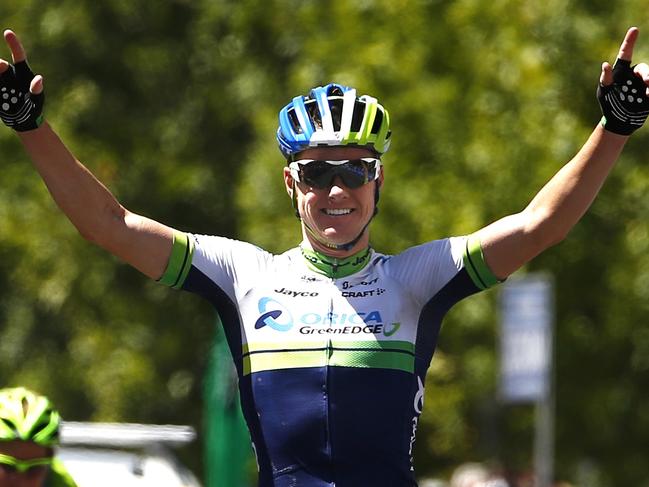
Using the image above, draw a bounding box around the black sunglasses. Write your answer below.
[289,158,382,189]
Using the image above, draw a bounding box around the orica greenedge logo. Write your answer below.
[254,297,294,332]
[254,297,401,336]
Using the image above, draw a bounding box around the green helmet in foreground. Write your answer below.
[0,387,61,447]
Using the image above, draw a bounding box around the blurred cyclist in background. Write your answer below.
[0,387,77,487]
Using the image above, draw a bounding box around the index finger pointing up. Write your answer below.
[618,26,639,62]
[3,29,27,63]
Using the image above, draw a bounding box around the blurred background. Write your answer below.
[1,0,648,485]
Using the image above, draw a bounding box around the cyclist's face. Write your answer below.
[0,441,51,487]
[284,146,383,256]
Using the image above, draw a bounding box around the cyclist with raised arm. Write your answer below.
[1,26,648,486]
[0,387,77,487]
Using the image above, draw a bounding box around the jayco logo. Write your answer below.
[254,297,294,331]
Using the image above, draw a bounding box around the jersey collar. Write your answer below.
[300,244,372,279]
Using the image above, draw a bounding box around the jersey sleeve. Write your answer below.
[385,234,501,305]
[157,230,274,303]
[158,230,194,290]
[462,233,501,290]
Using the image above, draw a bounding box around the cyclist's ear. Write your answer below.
[283,167,294,197]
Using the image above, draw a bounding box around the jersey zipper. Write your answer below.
[325,287,335,485]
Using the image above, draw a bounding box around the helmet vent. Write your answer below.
[327,85,345,97]
[371,110,384,134]
[351,101,366,132]
[30,417,49,437]
[0,417,18,435]
[305,100,322,129]
[329,99,343,131]
[287,109,302,134]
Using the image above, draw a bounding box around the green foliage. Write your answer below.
[1,0,649,484]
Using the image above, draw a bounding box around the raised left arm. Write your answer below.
[476,27,649,280]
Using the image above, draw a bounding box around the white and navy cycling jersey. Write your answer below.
[159,232,499,487]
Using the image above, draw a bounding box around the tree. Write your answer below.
[1,0,648,483]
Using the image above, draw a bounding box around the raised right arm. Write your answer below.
[18,123,174,280]
[1,29,173,280]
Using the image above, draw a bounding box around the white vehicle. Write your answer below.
[57,422,202,487]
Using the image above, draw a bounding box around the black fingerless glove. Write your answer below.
[597,58,649,135]
[0,60,44,132]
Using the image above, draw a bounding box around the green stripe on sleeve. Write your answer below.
[158,230,194,289]
[463,235,500,290]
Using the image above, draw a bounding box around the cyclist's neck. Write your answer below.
[300,243,372,279]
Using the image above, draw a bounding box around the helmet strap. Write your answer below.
[291,181,300,218]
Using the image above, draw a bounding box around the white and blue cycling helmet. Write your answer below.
[277,83,391,159]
